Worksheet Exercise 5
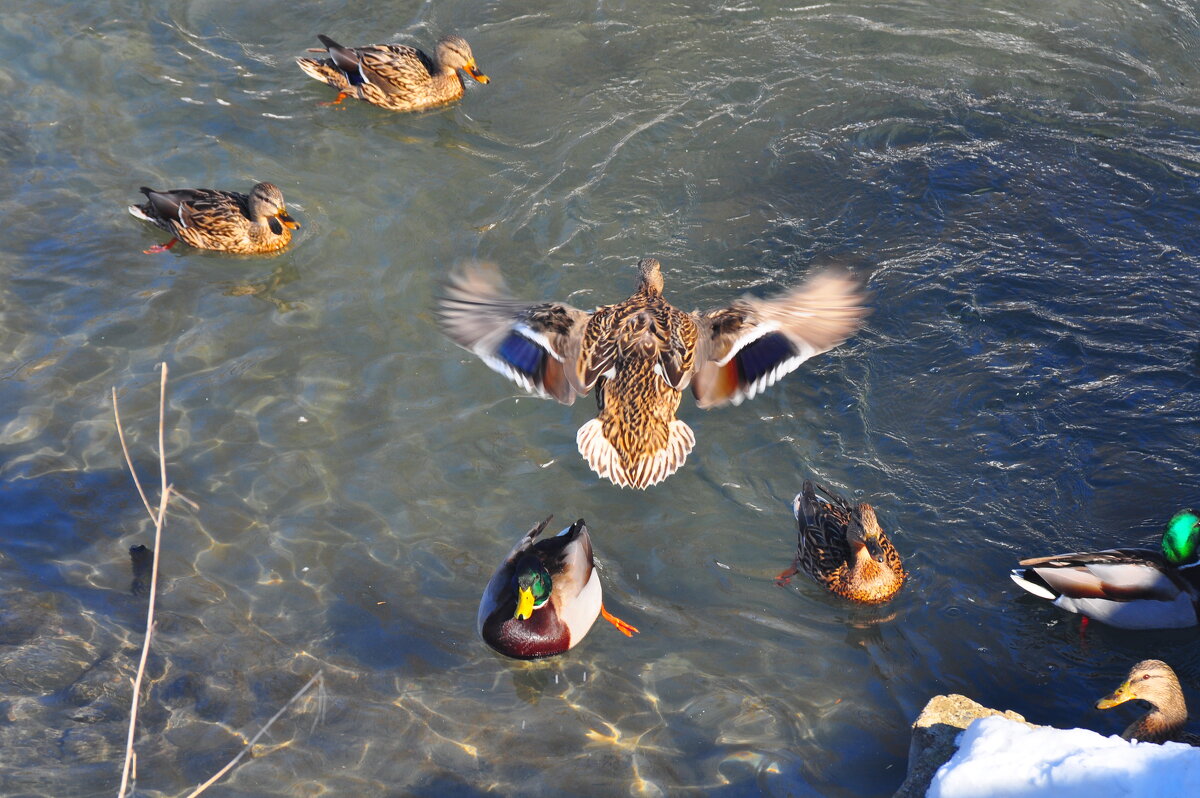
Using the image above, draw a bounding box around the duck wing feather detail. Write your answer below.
[1016,549,1192,601]
[437,263,591,404]
[692,270,869,408]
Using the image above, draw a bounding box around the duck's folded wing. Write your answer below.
[437,263,590,404]
[692,269,869,409]
[1017,549,1183,600]
[142,188,240,231]
[314,35,370,89]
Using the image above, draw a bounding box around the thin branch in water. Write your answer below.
[156,362,168,508]
[112,386,154,524]
[116,363,171,798]
[185,671,326,798]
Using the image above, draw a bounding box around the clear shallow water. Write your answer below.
[1,0,1199,795]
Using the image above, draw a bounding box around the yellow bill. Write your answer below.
[514,585,535,620]
[1096,682,1134,709]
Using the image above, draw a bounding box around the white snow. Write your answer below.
[927,715,1200,798]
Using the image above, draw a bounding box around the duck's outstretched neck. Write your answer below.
[636,258,664,295]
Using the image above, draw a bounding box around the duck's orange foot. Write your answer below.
[318,92,350,107]
[775,564,799,586]
[143,238,179,254]
[601,604,639,637]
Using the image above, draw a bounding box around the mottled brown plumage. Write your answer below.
[437,259,868,489]
[1096,659,1200,745]
[777,481,906,603]
[297,34,488,112]
[128,182,298,254]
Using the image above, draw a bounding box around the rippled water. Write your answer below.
[2,0,1199,795]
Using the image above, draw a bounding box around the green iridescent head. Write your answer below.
[512,556,552,620]
[1160,510,1200,565]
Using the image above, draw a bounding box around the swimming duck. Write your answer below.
[1010,510,1200,629]
[776,480,906,603]
[478,517,638,659]
[437,259,868,489]
[128,182,299,255]
[1096,659,1200,745]
[297,34,489,111]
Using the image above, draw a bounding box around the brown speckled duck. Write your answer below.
[478,517,638,660]
[776,481,907,603]
[1096,659,1200,745]
[128,182,298,254]
[297,34,489,111]
[437,258,868,489]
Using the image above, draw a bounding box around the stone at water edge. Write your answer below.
[892,694,1035,798]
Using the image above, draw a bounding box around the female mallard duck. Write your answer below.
[478,517,638,659]
[128,182,299,254]
[437,259,868,489]
[1096,659,1200,745]
[297,34,489,111]
[775,481,906,603]
[1010,510,1200,629]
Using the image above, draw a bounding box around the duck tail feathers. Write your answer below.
[577,419,694,490]
[1009,568,1058,600]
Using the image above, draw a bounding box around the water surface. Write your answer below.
[1,1,1199,796]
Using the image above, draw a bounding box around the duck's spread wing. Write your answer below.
[692,270,869,409]
[437,263,590,404]
[1018,549,1183,601]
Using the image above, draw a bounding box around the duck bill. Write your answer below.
[865,537,886,563]
[1096,682,1134,709]
[278,212,300,230]
[465,63,490,84]
[514,586,535,620]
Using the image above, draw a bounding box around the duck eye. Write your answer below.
[1142,674,1151,680]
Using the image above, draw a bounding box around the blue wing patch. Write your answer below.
[736,332,795,385]
[498,332,545,377]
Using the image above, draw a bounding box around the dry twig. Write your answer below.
[116,363,171,798]
[113,365,323,796]
[185,670,326,798]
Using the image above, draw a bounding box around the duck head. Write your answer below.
[437,35,489,83]
[635,258,664,295]
[513,554,552,620]
[849,504,887,564]
[1161,510,1200,566]
[249,182,299,234]
[1096,659,1182,711]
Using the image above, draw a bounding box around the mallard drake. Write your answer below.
[478,517,638,659]
[297,34,489,111]
[128,182,299,255]
[437,259,868,489]
[1010,510,1200,629]
[775,480,906,603]
[1096,659,1200,745]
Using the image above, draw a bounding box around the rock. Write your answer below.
[893,694,1036,798]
